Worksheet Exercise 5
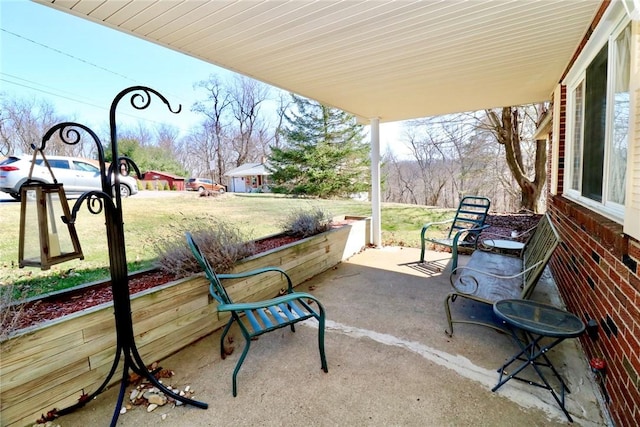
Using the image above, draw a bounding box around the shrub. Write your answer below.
[145,181,154,190]
[281,207,333,238]
[155,221,256,278]
[1,284,27,341]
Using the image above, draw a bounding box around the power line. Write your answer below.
[0,27,197,105]
[0,28,137,83]
[1,76,197,133]
[1,74,106,110]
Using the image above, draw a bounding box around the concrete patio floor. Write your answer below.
[55,247,609,426]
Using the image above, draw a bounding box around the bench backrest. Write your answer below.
[447,196,491,239]
[520,214,560,299]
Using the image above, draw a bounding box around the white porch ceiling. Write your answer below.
[35,0,602,123]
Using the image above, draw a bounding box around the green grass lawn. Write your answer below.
[0,192,453,298]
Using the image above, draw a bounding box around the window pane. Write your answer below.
[571,82,584,191]
[608,24,630,205]
[582,44,608,203]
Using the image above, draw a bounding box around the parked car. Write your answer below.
[0,155,139,201]
[185,177,225,193]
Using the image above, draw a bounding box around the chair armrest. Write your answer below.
[217,292,324,313]
[451,223,490,246]
[218,267,294,291]
[421,218,454,236]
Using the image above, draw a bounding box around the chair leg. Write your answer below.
[451,246,458,273]
[444,293,455,337]
[419,227,427,263]
[232,329,252,397]
[317,315,328,373]
[220,318,234,359]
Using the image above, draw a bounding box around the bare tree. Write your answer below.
[228,76,271,166]
[403,122,448,205]
[192,75,232,183]
[382,149,433,205]
[270,92,291,150]
[483,105,547,212]
[181,120,235,181]
[155,123,180,153]
[402,114,496,207]
[0,94,79,157]
[390,112,522,211]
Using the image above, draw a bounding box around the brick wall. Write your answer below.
[547,196,640,426]
[547,69,639,424]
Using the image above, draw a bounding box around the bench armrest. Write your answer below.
[449,260,543,294]
[478,223,538,241]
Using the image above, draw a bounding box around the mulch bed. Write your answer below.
[2,215,539,333]
[3,235,301,333]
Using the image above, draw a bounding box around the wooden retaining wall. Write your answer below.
[0,219,368,427]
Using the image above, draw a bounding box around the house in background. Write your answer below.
[224,162,271,193]
[140,170,185,191]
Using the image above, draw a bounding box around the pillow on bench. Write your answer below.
[453,251,523,301]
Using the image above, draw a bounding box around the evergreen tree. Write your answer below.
[268,95,370,198]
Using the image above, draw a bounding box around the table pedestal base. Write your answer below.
[492,331,574,422]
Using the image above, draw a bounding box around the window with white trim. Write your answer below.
[565,19,630,221]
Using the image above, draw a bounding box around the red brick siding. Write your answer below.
[545,7,640,418]
[548,195,640,426]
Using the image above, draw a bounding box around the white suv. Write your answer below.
[0,155,139,201]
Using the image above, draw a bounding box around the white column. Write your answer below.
[370,117,382,247]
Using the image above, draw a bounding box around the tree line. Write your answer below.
[383,105,547,213]
[0,74,546,213]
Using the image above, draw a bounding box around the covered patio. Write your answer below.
[26,1,639,425]
[55,247,607,426]
[32,0,604,247]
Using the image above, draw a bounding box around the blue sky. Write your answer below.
[0,0,403,153]
[0,0,235,135]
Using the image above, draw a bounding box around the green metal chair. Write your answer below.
[186,232,328,397]
[419,196,491,273]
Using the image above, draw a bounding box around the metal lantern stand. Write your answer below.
[32,87,208,426]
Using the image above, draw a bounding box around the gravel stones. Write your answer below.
[120,363,195,419]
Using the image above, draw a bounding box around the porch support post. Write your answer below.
[370,117,382,247]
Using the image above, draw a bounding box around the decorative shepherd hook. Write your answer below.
[37,87,208,426]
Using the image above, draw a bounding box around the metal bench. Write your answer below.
[444,213,560,336]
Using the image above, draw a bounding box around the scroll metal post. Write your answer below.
[32,87,208,425]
